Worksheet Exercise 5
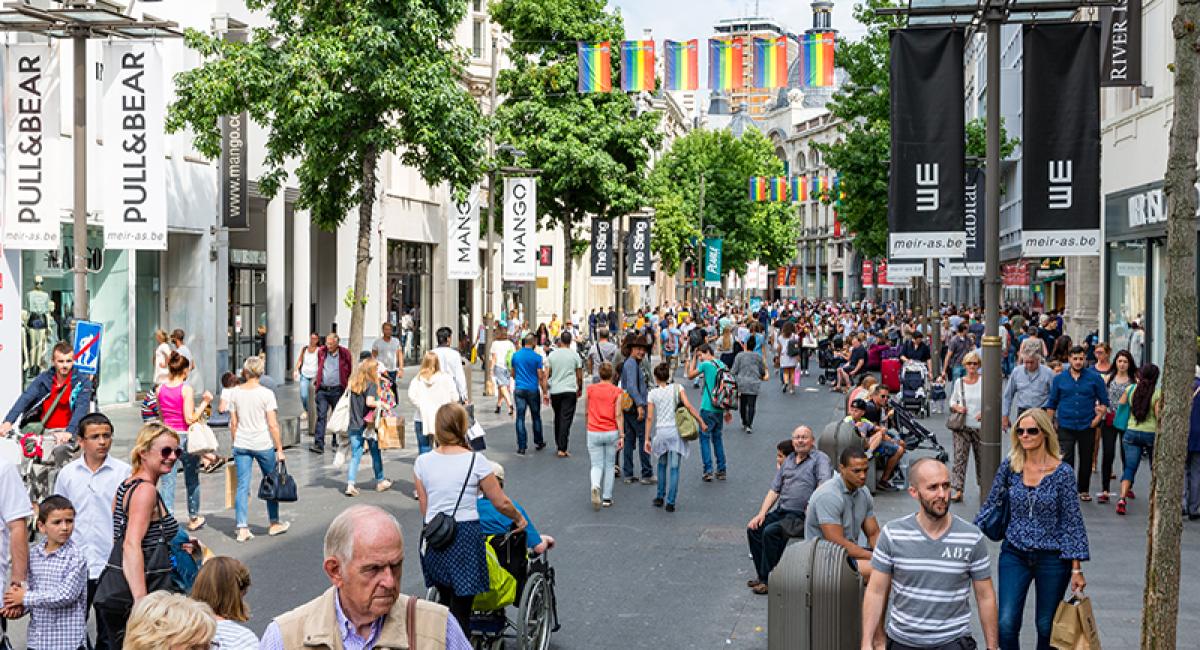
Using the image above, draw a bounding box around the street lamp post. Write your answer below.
[0,2,181,324]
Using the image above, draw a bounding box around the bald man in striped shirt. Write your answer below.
[862,459,998,650]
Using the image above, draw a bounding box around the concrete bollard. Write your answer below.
[767,538,863,650]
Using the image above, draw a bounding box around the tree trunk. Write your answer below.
[348,145,378,359]
[1141,5,1199,648]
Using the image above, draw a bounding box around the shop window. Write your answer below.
[1106,240,1146,353]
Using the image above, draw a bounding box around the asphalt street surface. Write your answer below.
[8,364,1199,648]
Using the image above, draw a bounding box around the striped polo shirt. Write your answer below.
[871,513,991,647]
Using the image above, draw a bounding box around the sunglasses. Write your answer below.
[159,446,183,459]
[1016,427,1043,437]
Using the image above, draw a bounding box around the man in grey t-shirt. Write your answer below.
[372,322,403,399]
[863,459,998,650]
[587,329,619,383]
[805,446,879,580]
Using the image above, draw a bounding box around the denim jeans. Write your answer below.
[298,375,313,412]
[347,427,384,485]
[747,508,805,583]
[586,431,619,500]
[622,409,652,478]
[656,451,682,505]
[997,541,1072,650]
[1121,428,1156,485]
[699,410,727,475]
[1185,451,1200,516]
[513,389,544,451]
[233,447,279,528]
[158,435,200,519]
[415,420,432,455]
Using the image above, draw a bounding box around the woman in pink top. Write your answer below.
[156,352,215,531]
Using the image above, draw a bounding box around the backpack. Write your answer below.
[688,327,706,349]
[705,362,739,411]
[786,337,802,358]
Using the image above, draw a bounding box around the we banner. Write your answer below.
[503,177,537,281]
[1022,23,1101,256]
[626,217,651,286]
[951,168,985,277]
[589,218,614,285]
[703,239,723,288]
[103,42,167,250]
[5,44,60,250]
[447,188,480,280]
[888,28,965,259]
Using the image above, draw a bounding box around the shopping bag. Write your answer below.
[1051,595,1101,650]
[186,422,219,456]
[326,391,352,434]
[377,416,403,450]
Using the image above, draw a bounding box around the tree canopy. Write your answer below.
[648,128,799,276]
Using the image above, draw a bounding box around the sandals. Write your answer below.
[1079,492,1092,502]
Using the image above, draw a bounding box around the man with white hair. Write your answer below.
[259,505,471,649]
[1001,340,1057,431]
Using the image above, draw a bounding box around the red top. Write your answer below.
[42,373,73,430]
[586,382,623,432]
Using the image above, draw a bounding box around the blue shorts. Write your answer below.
[877,439,901,458]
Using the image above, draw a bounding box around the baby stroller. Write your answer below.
[889,399,949,464]
[816,338,841,385]
[899,360,930,418]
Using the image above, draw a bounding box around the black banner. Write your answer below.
[589,218,614,285]
[1022,23,1101,256]
[221,29,249,230]
[626,216,652,286]
[888,28,965,259]
[1100,0,1142,87]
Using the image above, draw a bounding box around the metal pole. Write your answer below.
[482,35,499,396]
[697,176,705,305]
[72,34,88,322]
[979,17,1004,501]
[931,257,942,373]
[615,216,625,334]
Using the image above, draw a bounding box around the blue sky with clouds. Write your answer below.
[606,0,868,43]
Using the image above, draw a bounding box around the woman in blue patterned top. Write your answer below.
[976,407,1089,650]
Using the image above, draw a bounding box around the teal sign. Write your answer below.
[703,238,723,288]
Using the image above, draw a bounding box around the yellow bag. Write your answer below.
[1050,595,1101,650]
[472,536,517,611]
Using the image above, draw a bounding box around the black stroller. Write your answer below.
[816,338,842,385]
[899,360,931,418]
[889,398,949,464]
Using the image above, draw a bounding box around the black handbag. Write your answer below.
[258,461,298,502]
[979,463,1012,542]
[422,453,475,552]
[93,480,178,612]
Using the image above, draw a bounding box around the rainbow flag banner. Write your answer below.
[769,177,789,202]
[800,32,835,87]
[791,175,808,202]
[753,36,789,89]
[578,41,612,93]
[749,176,768,201]
[620,40,655,92]
[664,39,699,91]
[709,38,744,91]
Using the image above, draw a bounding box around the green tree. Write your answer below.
[489,0,662,316]
[167,0,487,356]
[648,128,798,282]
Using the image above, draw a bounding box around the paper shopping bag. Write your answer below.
[1051,595,1101,650]
[377,417,403,449]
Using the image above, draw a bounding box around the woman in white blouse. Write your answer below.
[948,350,983,502]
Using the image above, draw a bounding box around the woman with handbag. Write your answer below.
[156,352,215,531]
[1098,348,1137,504]
[645,362,704,512]
[948,350,984,503]
[226,356,289,541]
[975,408,1089,650]
[94,422,185,647]
[344,357,392,497]
[415,403,525,631]
[408,352,461,456]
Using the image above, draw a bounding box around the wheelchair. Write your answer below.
[427,529,559,650]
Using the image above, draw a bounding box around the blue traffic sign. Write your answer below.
[73,320,102,375]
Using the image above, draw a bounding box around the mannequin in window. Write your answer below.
[24,276,53,376]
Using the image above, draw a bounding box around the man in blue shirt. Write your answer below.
[1044,345,1109,498]
[619,335,653,483]
[510,335,548,454]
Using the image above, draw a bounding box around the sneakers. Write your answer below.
[345,484,360,497]
[665,503,676,513]
[268,522,290,536]
[376,479,393,492]
[639,476,655,485]
[623,477,637,484]
[653,497,664,508]
[1116,498,1127,515]
[745,426,753,434]
[751,583,768,595]
[715,471,727,481]
[591,487,601,511]
[187,516,206,532]
[236,528,254,543]
[702,472,713,482]
[601,499,613,508]
[308,444,325,454]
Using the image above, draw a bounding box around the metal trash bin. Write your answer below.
[280,416,301,449]
[819,418,879,491]
[768,538,863,650]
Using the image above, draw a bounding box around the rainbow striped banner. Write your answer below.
[769,177,789,202]
[620,40,655,92]
[664,39,699,91]
[709,38,744,91]
[800,32,835,87]
[753,36,789,89]
[749,176,768,201]
[577,41,612,93]
[791,175,808,202]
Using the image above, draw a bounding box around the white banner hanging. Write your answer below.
[447,187,480,280]
[502,177,536,281]
[102,42,166,250]
[4,44,60,250]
